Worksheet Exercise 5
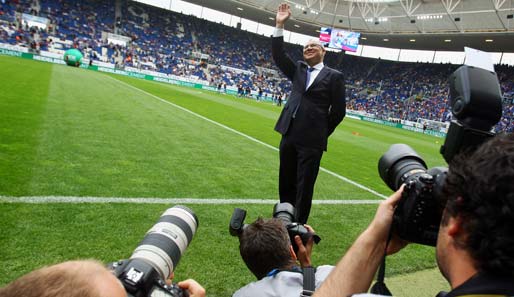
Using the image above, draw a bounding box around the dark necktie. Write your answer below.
[305,67,315,90]
[293,67,315,118]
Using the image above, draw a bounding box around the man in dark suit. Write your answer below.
[273,3,346,224]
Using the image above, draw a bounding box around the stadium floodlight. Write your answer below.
[417,14,443,20]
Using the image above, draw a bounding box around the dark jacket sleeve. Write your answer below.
[328,70,346,135]
[271,36,296,81]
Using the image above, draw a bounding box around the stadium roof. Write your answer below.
[182,0,514,52]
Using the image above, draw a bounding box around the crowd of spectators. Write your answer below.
[0,0,512,132]
[345,60,455,123]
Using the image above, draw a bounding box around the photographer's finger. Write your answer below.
[388,184,406,206]
[295,235,313,267]
[304,224,315,233]
[295,235,305,249]
[165,272,175,285]
[295,235,309,258]
[178,279,206,297]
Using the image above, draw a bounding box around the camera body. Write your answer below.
[392,165,447,246]
[378,66,503,246]
[109,259,187,297]
[229,202,320,250]
[109,205,199,297]
[273,202,321,249]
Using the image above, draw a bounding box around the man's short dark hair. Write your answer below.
[442,133,514,277]
[239,218,295,280]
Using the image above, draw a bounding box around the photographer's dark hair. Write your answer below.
[442,133,514,277]
[239,218,296,280]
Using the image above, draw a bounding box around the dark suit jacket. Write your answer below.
[272,36,346,151]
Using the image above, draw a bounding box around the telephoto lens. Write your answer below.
[129,205,199,280]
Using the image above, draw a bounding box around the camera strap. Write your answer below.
[301,266,316,297]
[370,226,393,296]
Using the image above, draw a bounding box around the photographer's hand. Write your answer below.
[178,279,206,297]
[369,184,408,255]
[295,224,315,267]
[313,186,407,297]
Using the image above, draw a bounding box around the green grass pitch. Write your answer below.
[0,55,449,296]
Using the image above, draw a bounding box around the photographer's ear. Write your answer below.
[447,217,462,237]
[289,245,297,260]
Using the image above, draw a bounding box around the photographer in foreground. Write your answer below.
[233,218,333,297]
[1,204,207,297]
[314,134,514,297]
[0,259,206,297]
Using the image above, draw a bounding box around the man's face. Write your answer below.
[303,40,325,66]
[436,211,466,284]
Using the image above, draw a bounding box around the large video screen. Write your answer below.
[319,27,360,52]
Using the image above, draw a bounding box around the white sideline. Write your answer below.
[0,196,381,205]
[109,76,388,200]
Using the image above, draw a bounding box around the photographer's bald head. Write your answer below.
[0,260,126,297]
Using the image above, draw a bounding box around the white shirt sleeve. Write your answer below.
[273,27,284,37]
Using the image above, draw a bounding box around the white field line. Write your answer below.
[110,76,388,200]
[0,196,381,205]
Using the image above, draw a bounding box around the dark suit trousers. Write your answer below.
[279,131,323,224]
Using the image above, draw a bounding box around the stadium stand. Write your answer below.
[0,0,512,133]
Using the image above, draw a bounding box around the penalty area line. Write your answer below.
[0,196,382,205]
[109,76,387,200]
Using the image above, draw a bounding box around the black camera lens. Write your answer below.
[130,205,199,280]
[272,202,296,223]
[272,202,321,252]
[378,144,428,191]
